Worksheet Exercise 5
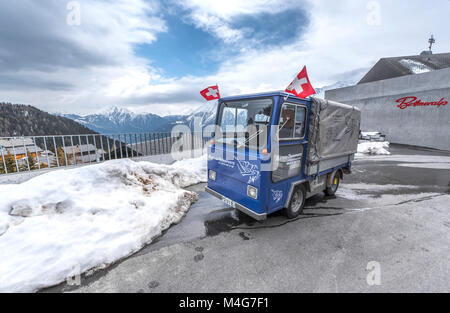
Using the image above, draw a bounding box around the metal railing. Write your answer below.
[0,132,209,175]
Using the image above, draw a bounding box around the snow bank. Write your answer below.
[357,141,390,156]
[171,154,207,184]
[354,154,450,163]
[397,163,450,170]
[361,131,381,137]
[0,155,207,292]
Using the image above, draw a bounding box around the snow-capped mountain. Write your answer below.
[57,80,356,135]
[184,82,358,128]
[314,81,356,99]
[183,82,359,130]
[185,101,218,129]
[58,107,187,134]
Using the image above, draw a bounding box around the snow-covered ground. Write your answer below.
[0,155,207,292]
[356,141,390,156]
[356,153,450,170]
[1,137,444,292]
[360,132,380,136]
[397,163,450,170]
[356,154,450,163]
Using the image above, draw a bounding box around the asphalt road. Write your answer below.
[45,145,450,293]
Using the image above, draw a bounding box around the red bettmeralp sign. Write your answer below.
[396,96,448,109]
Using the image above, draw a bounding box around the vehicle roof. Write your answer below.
[219,90,311,102]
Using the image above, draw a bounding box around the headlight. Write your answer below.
[209,170,216,181]
[247,185,258,199]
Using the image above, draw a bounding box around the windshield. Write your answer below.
[216,98,273,149]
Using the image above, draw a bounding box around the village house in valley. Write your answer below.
[0,138,43,162]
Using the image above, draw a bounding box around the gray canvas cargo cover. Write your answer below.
[306,97,361,168]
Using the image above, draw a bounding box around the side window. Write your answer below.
[279,103,307,139]
[279,105,295,139]
[294,106,306,138]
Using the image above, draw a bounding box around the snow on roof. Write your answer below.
[1,146,43,155]
[399,59,432,74]
[0,138,35,148]
[62,144,99,153]
[358,52,450,84]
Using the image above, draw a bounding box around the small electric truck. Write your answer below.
[205,91,361,220]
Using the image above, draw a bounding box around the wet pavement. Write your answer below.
[43,144,450,293]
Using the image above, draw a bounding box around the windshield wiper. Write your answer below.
[237,128,265,149]
[278,117,291,132]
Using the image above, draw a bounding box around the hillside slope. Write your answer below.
[0,103,97,137]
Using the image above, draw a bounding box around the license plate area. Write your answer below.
[222,197,236,208]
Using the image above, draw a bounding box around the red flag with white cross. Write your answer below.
[200,85,220,101]
[285,66,315,98]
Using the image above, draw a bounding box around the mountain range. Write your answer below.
[56,81,355,135]
[313,80,356,99]
[57,103,219,134]
[57,107,189,134]
[0,102,98,137]
[0,80,355,137]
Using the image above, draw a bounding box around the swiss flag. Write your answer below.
[200,85,220,101]
[285,66,315,98]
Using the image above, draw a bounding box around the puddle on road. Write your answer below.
[305,194,338,206]
[201,182,450,238]
[203,194,347,237]
[204,208,257,236]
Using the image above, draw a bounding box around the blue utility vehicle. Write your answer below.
[206,91,361,220]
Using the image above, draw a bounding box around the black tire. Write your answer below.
[285,185,306,219]
[325,171,340,196]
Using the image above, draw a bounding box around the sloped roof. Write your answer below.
[62,144,99,153]
[0,138,35,148]
[1,146,42,155]
[358,52,450,84]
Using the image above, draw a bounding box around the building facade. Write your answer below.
[62,144,106,163]
[0,138,43,161]
[325,53,450,151]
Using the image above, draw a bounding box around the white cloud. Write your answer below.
[180,0,450,98]
[141,0,450,112]
[174,0,304,43]
[0,0,167,113]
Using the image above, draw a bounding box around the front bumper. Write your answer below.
[205,187,267,221]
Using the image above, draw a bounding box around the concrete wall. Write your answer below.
[325,68,450,151]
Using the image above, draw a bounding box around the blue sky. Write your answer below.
[0,0,449,115]
[136,4,309,78]
[136,12,223,77]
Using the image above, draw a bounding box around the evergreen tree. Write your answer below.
[56,147,66,166]
[0,102,98,137]
[26,148,37,170]
[0,156,4,174]
[5,150,17,173]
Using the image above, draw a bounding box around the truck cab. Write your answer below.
[205,91,360,220]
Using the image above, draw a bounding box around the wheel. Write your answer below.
[325,171,340,196]
[285,185,306,219]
